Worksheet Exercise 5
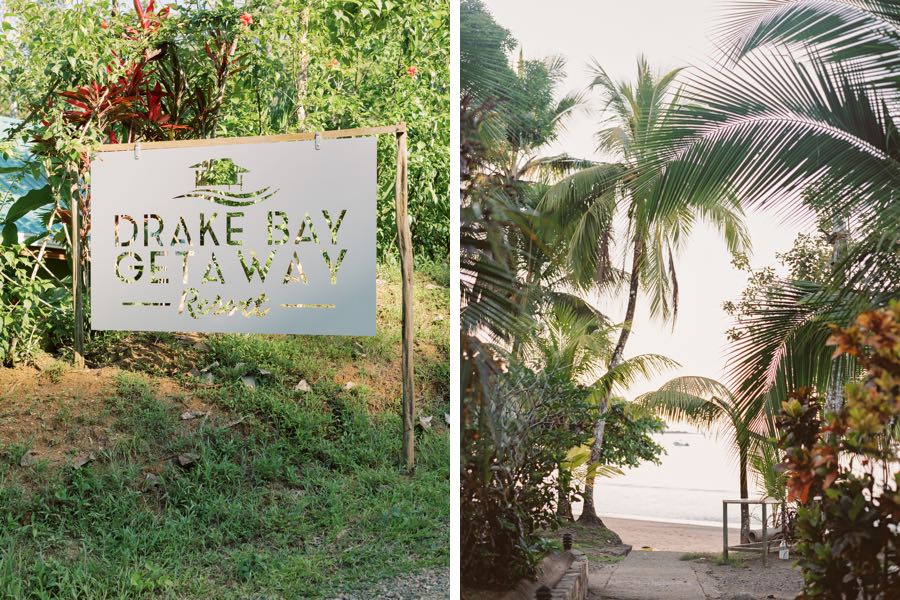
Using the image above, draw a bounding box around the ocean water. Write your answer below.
[577,430,769,528]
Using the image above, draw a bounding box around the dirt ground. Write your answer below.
[691,553,803,600]
[0,364,212,467]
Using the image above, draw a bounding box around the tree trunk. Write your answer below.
[824,217,849,415]
[580,235,643,526]
[557,475,573,521]
[739,441,750,544]
[579,417,607,525]
[609,236,643,370]
[825,361,845,415]
[579,474,604,524]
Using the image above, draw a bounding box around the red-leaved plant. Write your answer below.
[777,302,900,599]
[29,1,251,248]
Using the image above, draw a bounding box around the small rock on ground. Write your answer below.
[598,544,632,558]
[328,568,448,599]
[19,451,39,467]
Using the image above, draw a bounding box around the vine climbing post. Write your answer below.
[395,122,415,473]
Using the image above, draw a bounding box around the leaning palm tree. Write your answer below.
[635,376,756,544]
[541,56,751,524]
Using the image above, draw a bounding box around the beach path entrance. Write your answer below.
[591,550,710,599]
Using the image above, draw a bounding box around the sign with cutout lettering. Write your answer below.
[90,137,376,335]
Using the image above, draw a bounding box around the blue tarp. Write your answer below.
[0,116,52,242]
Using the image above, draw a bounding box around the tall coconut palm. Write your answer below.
[541,56,751,524]
[635,376,756,544]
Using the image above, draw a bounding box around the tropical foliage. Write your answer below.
[0,0,449,364]
[0,0,449,257]
[461,363,594,589]
[541,55,750,524]
[460,1,667,587]
[462,0,900,593]
[778,303,900,599]
[460,3,593,584]
[645,0,900,423]
[0,245,71,364]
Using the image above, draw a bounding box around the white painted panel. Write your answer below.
[89,137,376,335]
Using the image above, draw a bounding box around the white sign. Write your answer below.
[90,137,376,335]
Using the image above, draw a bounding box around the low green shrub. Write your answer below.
[0,246,71,366]
[461,363,595,589]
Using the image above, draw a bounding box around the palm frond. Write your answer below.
[591,353,680,396]
[519,154,598,180]
[642,50,900,227]
[724,279,865,420]
[719,0,900,91]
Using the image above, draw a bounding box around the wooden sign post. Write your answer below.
[395,126,415,473]
[84,123,416,470]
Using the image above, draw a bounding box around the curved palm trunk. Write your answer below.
[609,235,643,371]
[580,235,643,526]
[579,418,608,524]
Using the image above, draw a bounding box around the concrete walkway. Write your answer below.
[591,550,713,599]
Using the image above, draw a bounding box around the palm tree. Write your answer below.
[635,376,756,544]
[495,51,593,186]
[638,1,900,421]
[541,56,751,524]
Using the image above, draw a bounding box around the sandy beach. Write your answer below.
[601,516,740,553]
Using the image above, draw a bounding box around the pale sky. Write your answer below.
[485,0,811,399]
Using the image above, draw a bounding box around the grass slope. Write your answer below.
[0,261,449,599]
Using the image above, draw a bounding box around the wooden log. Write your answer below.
[395,123,415,473]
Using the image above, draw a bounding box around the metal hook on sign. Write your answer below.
[314,132,321,151]
[134,141,142,160]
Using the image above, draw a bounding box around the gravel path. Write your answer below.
[593,550,707,600]
[329,569,449,599]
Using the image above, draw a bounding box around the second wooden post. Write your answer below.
[395,123,415,472]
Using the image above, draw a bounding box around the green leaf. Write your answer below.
[2,185,53,225]
[1,221,17,245]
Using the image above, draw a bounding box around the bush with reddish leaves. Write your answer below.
[45,0,250,148]
[777,302,900,599]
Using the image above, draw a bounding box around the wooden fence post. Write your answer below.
[395,123,415,473]
[71,187,85,368]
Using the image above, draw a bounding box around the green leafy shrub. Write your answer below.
[777,302,900,599]
[461,363,595,589]
[0,246,71,365]
[0,0,449,259]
